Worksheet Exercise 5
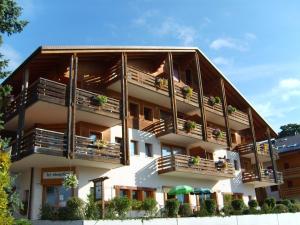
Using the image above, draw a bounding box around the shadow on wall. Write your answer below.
[135,159,158,187]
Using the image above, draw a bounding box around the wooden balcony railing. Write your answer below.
[157,154,235,178]
[207,126,227,146]
[5,78,120,121]
[177,118,202,139]
[235,142,277,158]
[242,170,283,184]
[174,84,198,106]
[203,96,223,115]
[11,128,122,163]
[280,187,300,198]
[228,109,249,125]
[282,167,300,178]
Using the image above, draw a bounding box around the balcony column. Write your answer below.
[247,108,261,180]
[16,68,29,159]
[167,52,178,133]
[266,127,278,183]
[195,52,207,141]
[220,78,232,149]
[121,52,129,165]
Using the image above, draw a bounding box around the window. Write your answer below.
[116,186,155,201]
[161,145,185,156]
[144,191,153,199]
[119,189,130,198]
[185,69,192,86]
[44,185,72,207]
[287,180,293,188]
[129,103,139,118]
[89,131,101,141]
[145,143,153,157]
[173,147,184,155]
[234,160,239,170]
[270,185,278,192]
[130,140,138,156]
[162,145,172,157]
[132,190,139,200]
[173,64,180,81]
[144,107,153,121]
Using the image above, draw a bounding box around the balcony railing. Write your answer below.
[242,170,283,184]
[5,78,120,121]
[203,96,223,115]
[228,109,249,125]
[12,128,122,163]
[235,142,277,158]
[177,118,202,138]
[207,126,227,146]
[174,84,198,106]
[157,154,235,179]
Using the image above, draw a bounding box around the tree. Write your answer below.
[0,0,28,224]
[278,123,300,138]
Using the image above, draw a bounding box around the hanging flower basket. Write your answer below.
[190,156,201,166]
[90,95,108,106]
[155,77,168,89]
[208,96,221,106]
[182,85,193,99]
[212,128,223,139]
[63,173,78,189]
[184,120,196,133]
[94,139,108,149]
[227,105,237,114]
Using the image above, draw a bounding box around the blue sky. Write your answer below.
[1,0,300,131]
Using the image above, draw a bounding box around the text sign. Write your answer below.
[43,171,73,180]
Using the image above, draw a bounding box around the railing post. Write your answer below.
[167,52,178,133]
[266,127,278,183]
[247,108,261,180]
[66,55,74,158]
[121,52,129,165]
[195,52,207,141]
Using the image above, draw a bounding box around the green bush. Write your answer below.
[40,204,57,220]
[231,199,245,211]
[178,203,192,217]
[221,205,233,216]
[281,199,292,207]
[85,193,101,220]
[288,203,300,213]
[248,199,258,209]
[261,203,273,214]
[110,196,131,218]
[131,199,143,210]
[62,197,85,220]
[164,199,180,217]
[273,204,289,213]
[14,219,32,225]
[264,197,276,209]
[205,199,216,215]
[291,199,299,204]
[194,207,209,217]
[142,198,157,217]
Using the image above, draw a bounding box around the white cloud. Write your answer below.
[245,32,257,40]
[212,57,232,66]
[0,44,22,71]
[210,33,256,51]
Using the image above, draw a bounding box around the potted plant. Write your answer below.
[184,120,196,133]
[190,156,200,166]
[63,173,78,189]
[208,96,221,106]
[212,128,223,139]
[94,139,108,149]
[155,77,168,89]
[227,105,236,114]
[90,95,108,106]
[182,85,193,99]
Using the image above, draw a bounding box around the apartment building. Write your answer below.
[2,46,282,219]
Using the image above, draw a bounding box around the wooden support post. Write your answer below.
[121,52,129,165]
[220,78,232,148]
[167,52,178,133]
[27,167,34,219]
[195,52,207,141]
[266,128,278,183]
[66,55,74,158]
[248,108,261,180]
[16,69,29,158]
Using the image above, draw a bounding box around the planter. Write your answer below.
[212,128,223,139]
[184,120,196,133]
[63,173,78,189]
[90,95,108,107]
[189,156,201,166]
[94,139,108,149]
[228,105,237,114]
[182,86,193,99]
[155,77,168,89]
[208,96,221,106]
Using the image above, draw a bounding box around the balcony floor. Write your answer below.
[159,170,232,181]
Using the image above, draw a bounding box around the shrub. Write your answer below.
[131,199,143,210]
[264,197,276,209]
[273,204,289,213]
[231,199,245,212]
[40,204,57,220]
[261,203,273,214]
[221,205,233,216]
[178,203,192,217]
[291,199,299,204]
[248,199,258,209]
[91,95,108,106]
[14,219,32,225]
[85,193,101,220]
[194,207,209,217]
[110,196,131,218]
[142,198,157,217]
[205,199,216,215]
[164,199,180,217]
[281,199,292,207]
[62,197,85,220]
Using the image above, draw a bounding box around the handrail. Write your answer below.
[207,126,227,146]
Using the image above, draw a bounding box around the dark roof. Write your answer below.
[275,135,300,154]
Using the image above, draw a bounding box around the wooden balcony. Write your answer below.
[5,78,121,130]
[282,167,300,178]
[242,170,283,187]
[207,126,228,147]
[280,186,300,198]
[11,128,123,169]
[174,84,199,113]
[235,143,277,162]
[157,154,235,180]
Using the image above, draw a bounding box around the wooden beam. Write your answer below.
[220,78,232,148]
[167,52,178,133]
[66,55,74,158]
[27,167,34,219]
[266,128,278,183]
[121,52,129,165]
[248,108,261,180]
[195,52,207,141]
[16,69,29,158]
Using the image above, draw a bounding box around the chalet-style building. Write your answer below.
[2,46,282,219]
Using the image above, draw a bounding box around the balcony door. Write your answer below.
[161,144,185,157]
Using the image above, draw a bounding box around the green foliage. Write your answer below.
[208,96,221,106]
[190,156,200,166]
[261,203,273,214]
[14,219,32,225]
[59,197,85,220]
[231,199,245,212]
[40,204,57,220]
[278,123,300,138]
[182,86,193,98]
[184,120,196,132]
[91,95,108,106]
[248,199,258,209]
[204,199,216,215]
[178,203,192,217]
[142,198,157,217]
[63,173,78,189]
[131,199,142,210]
[194,207,209,217]
[212,128,224,139]
[273,204,289,213]
[221,205,233,216]
[164,199,180,217]
[264,197,276,209]
[110,196,131,218]
[85,193,101,220]
[288,203,300,213]
[227,105,237,114]
[281,199,292,207]
[155,77,168,89]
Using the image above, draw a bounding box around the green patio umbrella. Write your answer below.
[168,185,194,195]
[192,188,211,195]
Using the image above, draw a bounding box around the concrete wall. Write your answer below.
[31,213,300,225]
